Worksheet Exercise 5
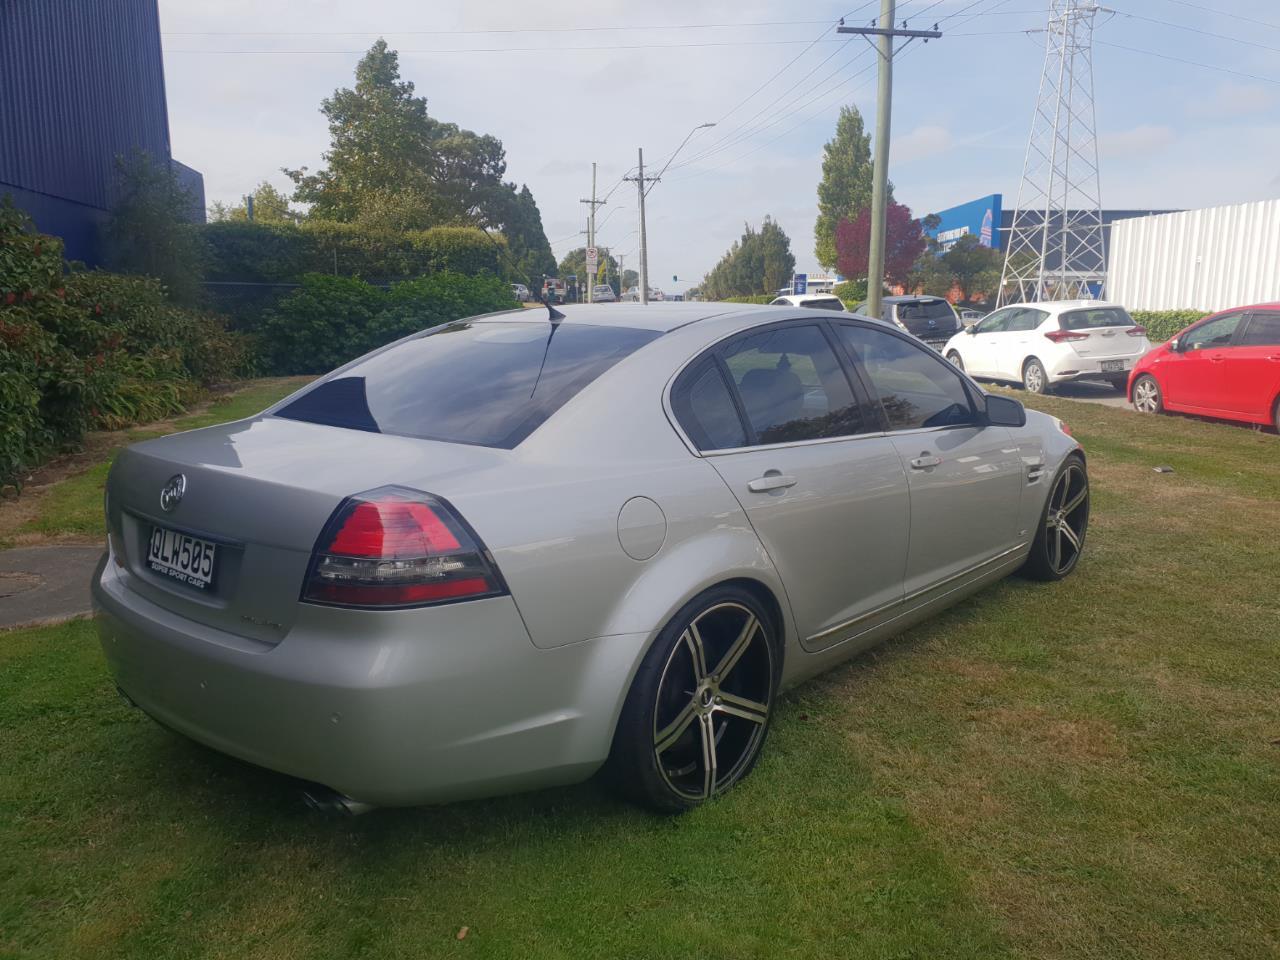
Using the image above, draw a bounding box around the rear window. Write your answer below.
[276,321,661,448]
[1060,307,1134,330]
[800,296,845,311]
[897,299,954,321]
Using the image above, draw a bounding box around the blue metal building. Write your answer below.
[0,0,203,265]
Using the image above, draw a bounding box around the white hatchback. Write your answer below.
[941,300,1152,394]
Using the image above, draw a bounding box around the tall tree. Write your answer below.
[499,184,556,285]
[284,40,510,230]
[209,181,298,223]
[814,106,889,271]
[942,234,1003,302]
[834,202,925,291]
[701,217,796,299]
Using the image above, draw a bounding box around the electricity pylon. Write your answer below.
[999,0,1106,305]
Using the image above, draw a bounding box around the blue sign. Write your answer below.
[793,273,808,295]
[925,194,1004,251]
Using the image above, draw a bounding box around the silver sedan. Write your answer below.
[94,303,1088,813]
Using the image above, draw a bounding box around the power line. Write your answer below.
[1111,11,1280,55]
[1095,39,1280,85]
[1153,0,1280,33]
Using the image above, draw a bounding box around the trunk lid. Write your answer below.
[106,416,508,644]
[1057,305,1150,360]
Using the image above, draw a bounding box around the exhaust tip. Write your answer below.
[301,785,375,817]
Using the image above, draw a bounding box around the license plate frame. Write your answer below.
[147,524,217,590]
[1100,359,1128,373]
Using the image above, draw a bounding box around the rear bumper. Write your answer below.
[93,556,647,806]
[1046,354,1142,382]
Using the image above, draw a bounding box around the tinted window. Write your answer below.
[720,325,865,445]
[837,325,976,430]
[276,321,660,448]
[672,360,747,451]
[976,309,1016,334]
[1184,312,1244,350]
[1060,307,1134,330]
[1008,308,1048,332]
[1241,311,1280,347]
[897,299,955,321]
[800,296,846,311]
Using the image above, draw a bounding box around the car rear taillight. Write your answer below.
[1045,330,1090,343]
[302,486,505,608]
[1126,325,1148,337]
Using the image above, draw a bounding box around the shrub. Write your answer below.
[1130,309,1208,343]
[202,220,506,283]
[258,271,516,375]
[832,279,867,306]
[0,202,249,489]
[721,294,774,305]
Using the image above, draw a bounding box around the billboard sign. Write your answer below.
[925,194,1003,251]
[792,273,807,295]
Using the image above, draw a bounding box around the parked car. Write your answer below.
[592,284,617,303]
[942,300,1152,394]
[541,278,566,304]
[95,303,1086,814]
[620,286,641,302]
[1129,303,1280,431]
[958,308,985,326]
[769,293,847,312]
[854,295,960,347]
[511,283,531,302]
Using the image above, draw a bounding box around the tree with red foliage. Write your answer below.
[834,202,926,290]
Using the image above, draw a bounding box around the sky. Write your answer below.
[158,0,1280,290]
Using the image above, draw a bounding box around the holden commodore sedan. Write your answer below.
[94,303,1088,814]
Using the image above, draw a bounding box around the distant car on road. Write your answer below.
[511,283,531,302]
[770,293,847,312]
[592,284,617,303]
[942,300,1153,394]
[958,308,985,326]
[1129,303,1280,431]
[854,295,960,347]
[620,287,642,302]
[542,279,566,304]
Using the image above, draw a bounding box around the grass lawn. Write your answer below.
[1,378,310,547]
[2,395,1279,958]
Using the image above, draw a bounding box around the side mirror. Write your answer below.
[984,393,1027,427]
[1167,337,1181,352]
[965,325,977,335]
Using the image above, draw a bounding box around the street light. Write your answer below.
[633,122,715,305]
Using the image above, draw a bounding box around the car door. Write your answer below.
[964,308,1017,377]
[1218,309,1280,419]
[996,307,1050,380]
[834,322,1025,598]
[671,321,910,651]
[1156,311,1247,412]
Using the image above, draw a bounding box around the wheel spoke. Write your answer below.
[654,699,697,755]
[698,714,717,798]
[1050,525,1062,569]
[715,691,769,725]
[1060,521,1082,552]
[711,614,759,682]
[1062,485,1087,515]
[684,625,709,682]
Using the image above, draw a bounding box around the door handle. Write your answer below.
[1267,355,1280,362]
[747,473,798,493]
[910,454,943,470]
[1208,355,1225,362]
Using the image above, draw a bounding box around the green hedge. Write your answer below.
[203,220,507,283]
[1130,310,1208,343]
[721,295,774,305]
[255,272,517,375]
[0,202,250,490]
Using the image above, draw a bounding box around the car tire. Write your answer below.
[1273,397,1280,434]
[1021,453,1089,582]
[946,350,965,371]
[608,584,778,813]
[1022,357,1050,395]
[1132,374,1163,414]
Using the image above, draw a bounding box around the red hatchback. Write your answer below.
[1128,304,1280,431]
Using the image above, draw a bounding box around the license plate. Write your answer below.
[147,525,216,590]
[1100,359,1128,373]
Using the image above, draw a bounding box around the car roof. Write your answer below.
[472,301,766,333]
[882,295,947,304]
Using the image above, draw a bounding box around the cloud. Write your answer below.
[1186,82,1275,119]
[1099,125,1176,157]
[892,125,954,164]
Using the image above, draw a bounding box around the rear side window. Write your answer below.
[837,325,975,431]
[1060,307,1134,330]
[1240,311,1280,346]
[276,321,660,448]
[671,360,747,451]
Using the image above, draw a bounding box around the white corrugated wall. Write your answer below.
[1106,199,1280,310]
